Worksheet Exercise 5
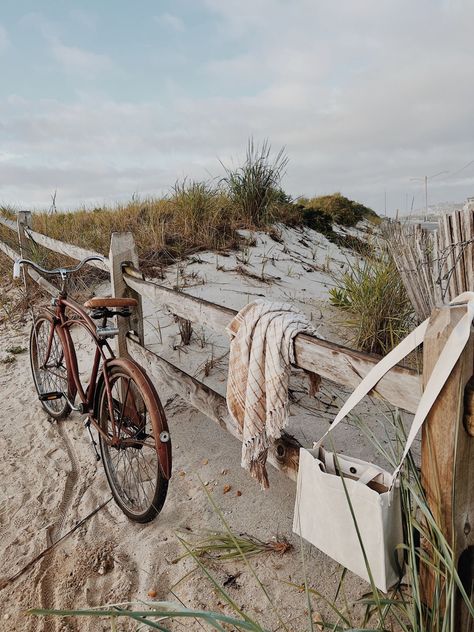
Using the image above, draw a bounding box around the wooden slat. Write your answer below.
[124,273,422,413]
[127,336,300,481]
[443,214,459,300]
[452,210,467,294]
[416,227,436,313]
[431,229,444,304]
[463,209,474,292]
[24,228,110,272]
[0,215,17,231]
[0,238,19,261]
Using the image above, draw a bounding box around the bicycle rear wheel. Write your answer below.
[30,313,73,420]
[97,361,171,523]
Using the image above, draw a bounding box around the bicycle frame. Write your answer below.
[41,293,128,446]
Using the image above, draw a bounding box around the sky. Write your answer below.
[0,0,473,215]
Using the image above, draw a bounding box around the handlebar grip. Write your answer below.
[13,260,21,279]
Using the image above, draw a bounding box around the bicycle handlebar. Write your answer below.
[13,255,105,280]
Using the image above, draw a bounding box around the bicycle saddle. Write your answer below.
[84,297,138,309]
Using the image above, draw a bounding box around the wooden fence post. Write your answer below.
[421,302,474,628]
[109,232,144,358]
[17,210,32,293]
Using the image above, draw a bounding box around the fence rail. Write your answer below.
[24,227,110,272]
[0,210,472,621]
[0,215,17,231]
[123,269,421,413]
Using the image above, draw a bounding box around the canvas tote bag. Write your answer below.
[293,293,474,592]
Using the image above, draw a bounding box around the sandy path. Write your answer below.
[1,317,363,632]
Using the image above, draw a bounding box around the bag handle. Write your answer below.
[314,293,474,485]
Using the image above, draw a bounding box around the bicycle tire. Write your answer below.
[30,313,73,420]
[97,360,171,523]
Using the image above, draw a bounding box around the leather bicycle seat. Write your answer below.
[84,297,138,309]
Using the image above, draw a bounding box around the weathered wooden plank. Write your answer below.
[431,229,444,304]
[463,209,474,292]
[420,304,474,627]
[0,215,17,231]
[126,336,300,481]
[443,214,459,300]
[124,272,422,413]
[24,228,110,272]
[124,272,235,332]
[293,334,421,414]
[452,210,467,294]
[416,227,436,312]
[0,238,19,262]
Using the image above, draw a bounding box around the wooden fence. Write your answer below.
[384,206,474,320]
[0,211,473,625]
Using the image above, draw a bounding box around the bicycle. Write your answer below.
[14,256,172,523]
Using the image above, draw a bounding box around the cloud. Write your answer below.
[155,13,185,32]
[50,40,114,77]
[2,1,474,212]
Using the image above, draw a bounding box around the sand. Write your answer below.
[0,223,413,631]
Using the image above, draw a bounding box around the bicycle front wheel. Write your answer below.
[97,361,171,523]
[30,313,73,420]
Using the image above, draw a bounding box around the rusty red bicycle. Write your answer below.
[14,256,171,523]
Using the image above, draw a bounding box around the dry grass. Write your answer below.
[23,197,304,274]
[31,192,241,270]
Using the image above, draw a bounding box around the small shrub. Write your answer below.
[301,207,333,234]
[221,138,289,225]
[329,245,414,354]
[302,193,378,227]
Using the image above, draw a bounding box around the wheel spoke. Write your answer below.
[31,318,69,416]
[99,370,166,520]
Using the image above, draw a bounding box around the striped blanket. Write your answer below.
[226,300,315,488]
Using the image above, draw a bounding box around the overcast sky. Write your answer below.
[1,0,473,215]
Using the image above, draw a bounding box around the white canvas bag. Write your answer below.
[293,293,474,592]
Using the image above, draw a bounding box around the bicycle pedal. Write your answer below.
[39,391,63,402]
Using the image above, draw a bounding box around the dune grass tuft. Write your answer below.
[221,138,290,226]
[329,243,414,354]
